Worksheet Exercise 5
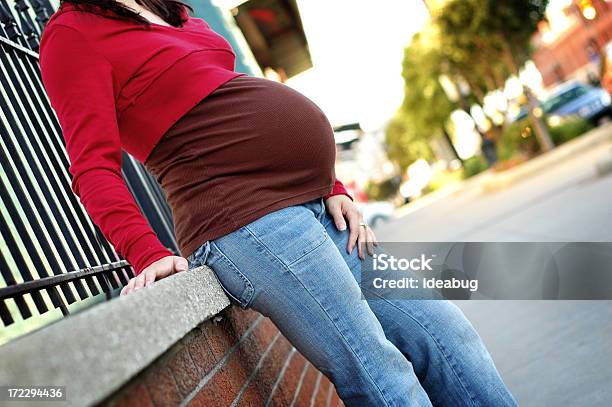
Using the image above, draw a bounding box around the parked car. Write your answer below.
[543,81,611,126]
[510,81,612,125]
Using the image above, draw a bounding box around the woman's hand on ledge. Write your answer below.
[120,256,189,296]
[324,195,378,260]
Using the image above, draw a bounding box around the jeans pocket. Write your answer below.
[243,204,328,267]
[207,241,255,309]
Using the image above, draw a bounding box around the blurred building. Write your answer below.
[333,123,397,200]
[214,0,313,82]
[187,0,262,75]
[532,0,612,88]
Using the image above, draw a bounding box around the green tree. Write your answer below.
[386,0,552,173]
[386,113,434,172]
[386,31,454,171]
[435,0,548,95]
[435,0,553,150]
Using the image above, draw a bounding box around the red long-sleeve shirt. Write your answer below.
[39,3,350,275]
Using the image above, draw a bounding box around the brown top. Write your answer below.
[144,75,337,258]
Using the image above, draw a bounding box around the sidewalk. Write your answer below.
[481,122,612,192]
[395,123,612,219]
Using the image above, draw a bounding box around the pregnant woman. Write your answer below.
[40,1,517,405]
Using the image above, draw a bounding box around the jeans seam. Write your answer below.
[316,197,326,222]
[240,226,393,407]
[361,288,479,407]
[209,241,255,308]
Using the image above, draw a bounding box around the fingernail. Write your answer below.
[338,223,346,231]
[177,262,188,271]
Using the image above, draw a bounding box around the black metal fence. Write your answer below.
[0,0,178,341]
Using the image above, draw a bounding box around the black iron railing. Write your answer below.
[0,0,178,340]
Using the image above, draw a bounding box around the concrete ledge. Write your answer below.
[0,266,230,407]
[483,123,612,192]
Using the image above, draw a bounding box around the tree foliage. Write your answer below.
[386,31,453,170]
[386,0,549,169]
[386,112,434,171]
[436,0,548,80]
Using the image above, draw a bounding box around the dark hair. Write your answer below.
[59,0,194,28]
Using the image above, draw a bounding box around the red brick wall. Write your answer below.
[533,4,612,87]
[107,306,344,407]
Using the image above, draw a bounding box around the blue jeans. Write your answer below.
[187,198,518,406]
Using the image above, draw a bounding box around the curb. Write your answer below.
[394,123,612,219]
[482,123,612,193]
[395,170,491,219]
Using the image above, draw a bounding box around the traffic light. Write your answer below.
[578,0,597,20]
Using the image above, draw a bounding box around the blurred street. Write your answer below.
[376,131,612,406]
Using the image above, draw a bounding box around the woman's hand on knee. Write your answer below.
[120,255,188,296]
[325,195,378,259]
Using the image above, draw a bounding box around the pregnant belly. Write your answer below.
[144,74,337,247]
[150,75,336,184]
[202,75,335,183]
